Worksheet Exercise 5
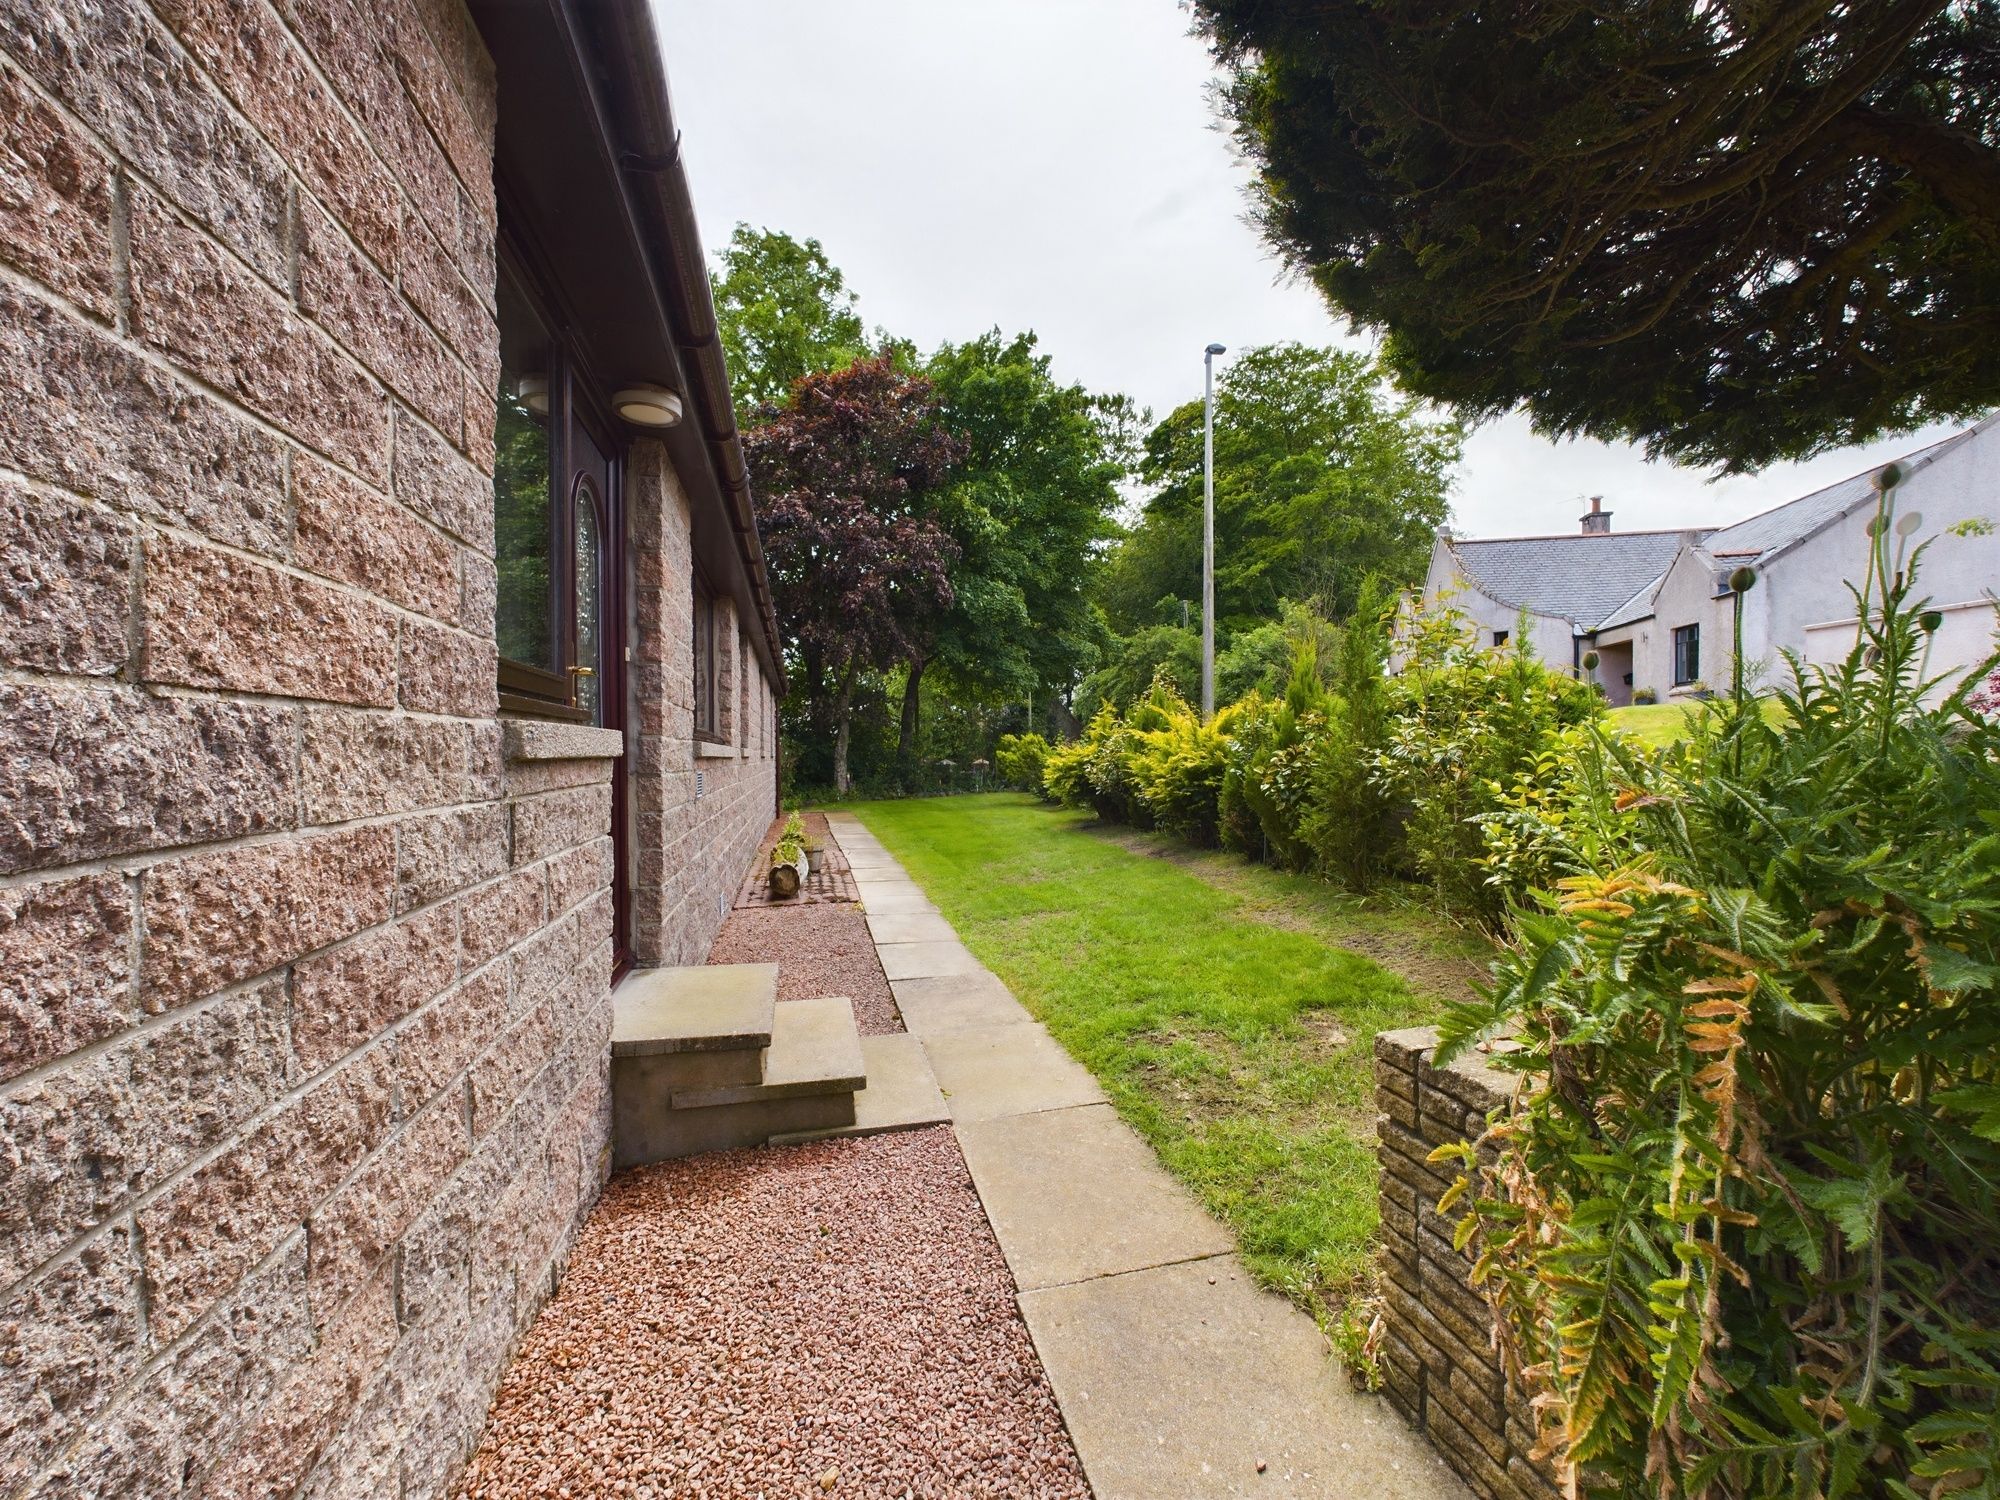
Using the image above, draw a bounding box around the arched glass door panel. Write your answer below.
[572,478,603,724]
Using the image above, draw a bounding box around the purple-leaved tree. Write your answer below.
[745,356,965,793]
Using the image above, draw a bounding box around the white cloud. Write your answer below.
[654,0,1968,541]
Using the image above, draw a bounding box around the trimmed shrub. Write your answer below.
[994,732,1051,795]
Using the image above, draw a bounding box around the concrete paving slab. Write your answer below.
[921,1023,1106,1122]
[958,1105,1235,1290]
[845,856,905,875]
[853,1033,949,1130]
[865,910,959,946]
[878,939,985,982]
[890,973,1035,1034]
[855,882,939,916]
[1019,1256,1470,1500]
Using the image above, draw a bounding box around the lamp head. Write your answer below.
[1205,343,1226,357]
[613,384,684,428]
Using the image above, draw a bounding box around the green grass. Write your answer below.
[844,793,1491,1321]
[1606,695,1787,747]
[1605,701,1700,746]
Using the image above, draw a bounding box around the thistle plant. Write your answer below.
[1435,474,2000,1498]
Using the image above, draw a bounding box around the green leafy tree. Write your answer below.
[899,331,1131,766]
[1075,623,1201,719]
[710,225,869,423]
[1196,1,2000,472]
[1097,343,1460,633]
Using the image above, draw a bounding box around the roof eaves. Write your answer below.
[1725,416,1994,574]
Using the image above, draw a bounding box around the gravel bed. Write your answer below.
[708,903,902,1035]
[452,1129,1090,1500]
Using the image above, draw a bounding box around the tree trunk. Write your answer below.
[896,655,926,774]
[831,657,858,796]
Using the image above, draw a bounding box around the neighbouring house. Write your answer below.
[1,1,796,1494]
[1415,417,2000,705]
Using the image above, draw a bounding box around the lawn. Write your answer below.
[844,792,1491,1323]
[1606,695,1786,747]
[1605,701,1702,746]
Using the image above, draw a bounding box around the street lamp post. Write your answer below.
[1202,343,1225,719]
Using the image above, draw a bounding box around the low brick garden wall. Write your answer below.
[1374,1027,1562,1500]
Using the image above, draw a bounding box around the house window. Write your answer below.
[492,248,619,724]
[1492,629,1509,648]
[1672,623,1701,686]
[495,262,555,682]
[693,579,721,741]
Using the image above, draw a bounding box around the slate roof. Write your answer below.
[1596,571,1668,631]
[1444,530,1698,633]
[1702,422,1986,563]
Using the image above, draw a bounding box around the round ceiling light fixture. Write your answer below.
[614,384,683,428]
[515,373,550,417]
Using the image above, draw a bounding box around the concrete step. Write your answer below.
[612,995,869,1167]
[769,1032,950,1145]
[671,996,865,1108]
[610,963,776,1092]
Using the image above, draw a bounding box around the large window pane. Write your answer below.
[495,269,555,672]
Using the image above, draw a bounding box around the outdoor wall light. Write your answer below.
[614,384,683,427]
[515,373,550,417]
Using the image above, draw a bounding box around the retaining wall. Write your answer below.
[1374,1027,1563,1500]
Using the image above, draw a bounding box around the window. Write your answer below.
[1492,629,1509,648]
[492,249,620,725]
[693,579,721,741]
[1672,623,1701,686]
[494,263,555,683]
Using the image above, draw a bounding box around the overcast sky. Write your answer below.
[654,0,1961,540]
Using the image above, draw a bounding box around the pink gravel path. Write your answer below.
[708,813,902,1035]
[706,904,902,1035]
[452,1129,1090,1500]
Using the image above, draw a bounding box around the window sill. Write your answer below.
[504,721,626,763]
[694,739,738,759]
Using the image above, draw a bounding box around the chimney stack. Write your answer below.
[1580,495,1612,535]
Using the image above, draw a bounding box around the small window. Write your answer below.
[693,579,721,742]
[1492,629,1509,648]
[1672,623,1701,686]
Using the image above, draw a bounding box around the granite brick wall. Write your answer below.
[1375,1028,1562,1500]
[627,439,779,968]
[0,2,624,1494]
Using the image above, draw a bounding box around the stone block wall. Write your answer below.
[0,1,623,1494]
[1374,1028,1562,1500]
[628,439,779,968]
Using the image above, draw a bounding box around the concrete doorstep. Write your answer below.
[823,812,1470,1500]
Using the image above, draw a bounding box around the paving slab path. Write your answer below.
[824,812,1471,1500]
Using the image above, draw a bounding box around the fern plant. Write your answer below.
[1436,483,2000,1498]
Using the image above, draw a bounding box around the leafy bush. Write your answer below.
[1298,579,1398,887]
[1129,692,1253,846]
[1042,727,1097,808]
[994,732,1051,795]
[1237,641,1329,871]
[1435,498,2000,1498]
[1044,696,1159,826]
[1374,603,1602,924]
[1219,693,1277,856]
